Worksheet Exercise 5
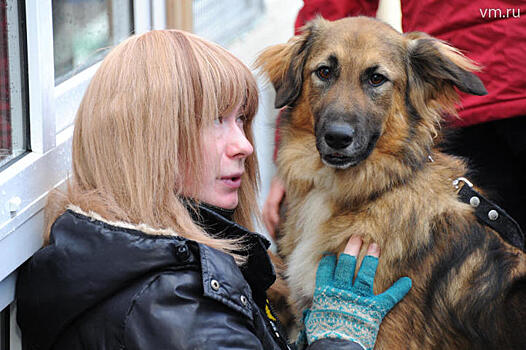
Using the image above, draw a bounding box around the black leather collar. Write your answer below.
[454,178,524,250]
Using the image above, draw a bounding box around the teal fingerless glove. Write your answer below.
[303,253,412,350]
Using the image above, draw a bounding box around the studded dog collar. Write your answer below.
[453,177,524,250]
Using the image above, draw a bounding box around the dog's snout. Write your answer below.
[324,124,354,150]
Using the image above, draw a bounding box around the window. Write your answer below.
[0,1,28,169]
[52,0,134,85]
[53,0,134,133]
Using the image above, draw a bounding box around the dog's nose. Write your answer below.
[324,124,354,150]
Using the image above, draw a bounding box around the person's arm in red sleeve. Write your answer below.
[295,0,380,34]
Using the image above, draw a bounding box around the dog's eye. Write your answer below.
[316,66,332,81]
[369,73,387,87]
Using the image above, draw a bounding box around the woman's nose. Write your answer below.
[227,124,253,159]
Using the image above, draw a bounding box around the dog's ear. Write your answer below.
[405,32,487,97]
[256,19,321,108]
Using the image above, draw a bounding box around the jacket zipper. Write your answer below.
[265,298,293,350]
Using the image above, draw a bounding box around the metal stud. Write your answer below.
[210,279,220,291]
[469,196,480,208]
[488,210,499,221]
[177,245,190,260]
[240,295,248,306]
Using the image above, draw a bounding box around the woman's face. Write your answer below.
[188,105,254,209]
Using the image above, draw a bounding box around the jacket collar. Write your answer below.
[184,199,276,307]
[183,199,268,244]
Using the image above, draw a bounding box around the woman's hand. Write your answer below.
[301,236,412,350]
[262,176,286,239]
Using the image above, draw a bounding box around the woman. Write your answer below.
[16,30,410,350]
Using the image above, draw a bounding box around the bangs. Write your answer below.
[189,35,258,123]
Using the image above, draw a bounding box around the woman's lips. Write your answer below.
[219,175,242,189]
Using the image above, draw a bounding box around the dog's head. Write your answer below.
[257,17,486,170]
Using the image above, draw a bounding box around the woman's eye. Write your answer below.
[214,116,224,125]
[236,115,246,124]
[316,66,332,81]
[369,73,387,87]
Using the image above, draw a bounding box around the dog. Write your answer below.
[257,17,526,349]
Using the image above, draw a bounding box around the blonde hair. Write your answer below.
[46,30,260,262]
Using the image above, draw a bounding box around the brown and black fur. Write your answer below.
[257,17,526,349]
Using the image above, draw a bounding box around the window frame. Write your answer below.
[0,0,164,313]
[0,0,28,169]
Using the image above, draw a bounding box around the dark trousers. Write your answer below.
[441,116,526,232]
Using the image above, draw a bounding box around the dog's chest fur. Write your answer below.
[278,168,434,311]
[281,188,333,312]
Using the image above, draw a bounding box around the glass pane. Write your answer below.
[52,0,134,85]
[0,0,27,169]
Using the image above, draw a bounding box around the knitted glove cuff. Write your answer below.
[305,288,383,350]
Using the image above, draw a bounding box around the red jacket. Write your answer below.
[295,0,526,127]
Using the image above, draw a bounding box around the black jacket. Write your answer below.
[16,204,363,350]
